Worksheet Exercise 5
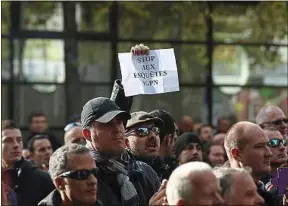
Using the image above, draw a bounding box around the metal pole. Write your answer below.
[110,1,119,89]
[8,2,20,120]
[206,2,214,125]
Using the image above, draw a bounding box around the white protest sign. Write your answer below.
[118,49,179,97]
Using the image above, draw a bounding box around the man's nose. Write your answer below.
[87,174,97,185]
[148,131,157,140]
[265,146,273,157]
[279,142,286,151]
[13,140,21,148]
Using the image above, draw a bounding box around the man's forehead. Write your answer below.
[67,153,96,169]
[264,130,283,140]
[34,138,51,147]
[2,129,22,138]
[186,142,201,147]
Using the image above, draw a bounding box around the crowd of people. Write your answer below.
[1,44,288,206]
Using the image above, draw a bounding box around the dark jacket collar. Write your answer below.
[38,190,62,206]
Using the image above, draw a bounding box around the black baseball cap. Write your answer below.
[81,97,131,128]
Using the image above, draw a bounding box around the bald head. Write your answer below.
[224,121,272,178]
[224,121,257,154]
[64,126,86,145]
[256,106,286,125]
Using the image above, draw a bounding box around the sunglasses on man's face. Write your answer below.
[126,126,160,137]
[64,122,82,132]
[268,119,288,126]
[58,168,99,180]
[268,138,287,148]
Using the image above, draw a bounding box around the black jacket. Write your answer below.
[2,158,55,206]
[96,156,161,206]
[135,156,176,181]
[257,181,280,206]
[37,190,62,206]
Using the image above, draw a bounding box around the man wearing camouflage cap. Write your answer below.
[125,111,174,180]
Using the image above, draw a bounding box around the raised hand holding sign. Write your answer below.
[119,44,179,97]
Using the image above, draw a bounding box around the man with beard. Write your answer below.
[149,109,178,180]
[204,142,226,167]
[256,106,288,140]
[174,132,203,165]
[125,111,167,180]
[224,121,279,206]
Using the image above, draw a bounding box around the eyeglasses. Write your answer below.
[126,126,160,137]
[268,138,287,148]
[265,119,288,126]
[64,122,82,132]
[58,168,99,180]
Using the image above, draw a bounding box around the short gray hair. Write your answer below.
[213,167,251,198]
[256,105,284,125]
[166,162,212,205]
[49,144,90,180]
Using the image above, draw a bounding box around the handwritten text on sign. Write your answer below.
[118,49,179,97]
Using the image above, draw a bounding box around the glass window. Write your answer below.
[117,42,208,83]
[118,2,207,41]
[213,87,288,124]
[1,84,9,120]
[1,38,10,80]
[212,2,288,44]
[13,39,65,91]
[22,2,63,31]
[212,45,288,89]
[76,2,110,32]
[80,86,111,106]
[1,1,10,34]
[131,87,207,122]
[14,85,66,127]
[78,41,111,82]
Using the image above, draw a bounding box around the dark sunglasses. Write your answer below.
[58,168,99,180]
[269,138,287,148]
[268,119,288,126]
[64,122,82,132]
[126,126,160,137]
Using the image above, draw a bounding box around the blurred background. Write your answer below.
[1,1,287,138]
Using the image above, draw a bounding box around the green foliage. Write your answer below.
[1,2,287,76]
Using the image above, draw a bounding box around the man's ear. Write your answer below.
[54,177,65,191]
[82,129,92,142]
[162,135,172,147]
[231,148,241,162]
